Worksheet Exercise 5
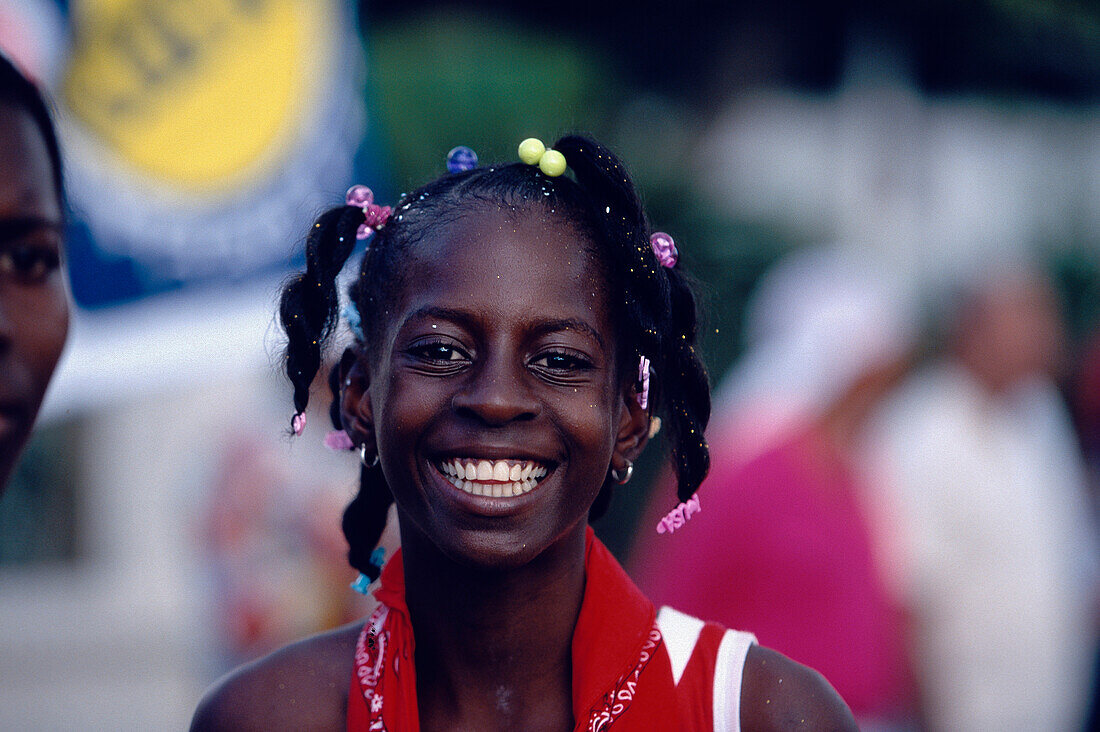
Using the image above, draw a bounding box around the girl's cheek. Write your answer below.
[24,283,69,381]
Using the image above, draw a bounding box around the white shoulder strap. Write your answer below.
[656,605,705,685]
[713,629,756,732]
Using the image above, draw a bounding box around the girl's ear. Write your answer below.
[339,348,374,448]
[611,381,650,475]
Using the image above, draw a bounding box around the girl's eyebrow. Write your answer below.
[404,306,473,328]
[403,306,605,349]
[530,318,605,349]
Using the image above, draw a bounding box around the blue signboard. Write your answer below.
[1,0,385,308]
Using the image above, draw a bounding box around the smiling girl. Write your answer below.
[192,137,856,730]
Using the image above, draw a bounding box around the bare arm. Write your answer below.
[739,645,858,732]
[190,621,361,732]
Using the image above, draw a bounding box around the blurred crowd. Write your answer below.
[632,245,1100,730]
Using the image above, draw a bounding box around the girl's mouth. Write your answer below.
[434,457,549,498]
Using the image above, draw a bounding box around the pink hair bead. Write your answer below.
[346,185,392,240]
[650,232,678,268]
[656,492,701,535]
[292,412,307,436]
[363,205,392,228]
[637,355,651,410]
[324,429,355,451]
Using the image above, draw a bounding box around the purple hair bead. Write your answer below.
[650,232,678,268]
[345,185,374,208]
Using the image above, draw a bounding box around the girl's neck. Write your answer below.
[400,522,588,731]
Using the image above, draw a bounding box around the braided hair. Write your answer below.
[279,135,710,579]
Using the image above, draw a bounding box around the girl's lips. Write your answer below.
[433,457,550,498]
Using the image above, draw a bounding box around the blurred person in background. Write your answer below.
[0,52,68,496]
[865,262,1099,731]
[632,245,919,730]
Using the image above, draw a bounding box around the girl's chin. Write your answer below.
[440,519,589,573]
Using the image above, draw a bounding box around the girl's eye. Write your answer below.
[409,341,469,364]
[0,244,61,284]
[530,351,593,373]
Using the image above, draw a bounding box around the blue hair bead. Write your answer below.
[370,546,386,569]
[342,301,364,340]
[350,573,372,595]
[446,145,478,173]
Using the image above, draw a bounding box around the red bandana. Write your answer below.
[347,528,680,730]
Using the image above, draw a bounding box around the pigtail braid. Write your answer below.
[341,464,393,580]
[323,352,394,580]
[553,136,668,360]
[554,135,710,504]
[663,269,711,501]
[279,206,365,423]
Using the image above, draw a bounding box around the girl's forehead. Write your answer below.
[388,207,614,331]
[413,205,599,278]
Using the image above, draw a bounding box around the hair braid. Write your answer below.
[341,464,392,580]
[553,135,710,506]
[664,270,711,501]
[323,353,393,580]
[279,206,364,423]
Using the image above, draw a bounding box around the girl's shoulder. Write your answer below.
[740,644,858,731]
[189,620,362,732]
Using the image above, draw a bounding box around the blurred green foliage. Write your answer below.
[368,8,615,190]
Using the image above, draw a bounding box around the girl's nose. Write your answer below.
[451,356,539,426]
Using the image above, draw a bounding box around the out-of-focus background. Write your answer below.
[2,1,1099,729]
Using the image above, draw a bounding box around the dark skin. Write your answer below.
[192,206,856,731]
[0,102,69,494]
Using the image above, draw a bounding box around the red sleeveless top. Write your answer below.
[347,529,755,731]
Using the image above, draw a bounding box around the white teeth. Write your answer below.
[439,457,549,498]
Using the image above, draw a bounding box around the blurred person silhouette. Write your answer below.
[1067,325,1100,732]
[632,245,919,729]
[0,52,68,496]
[199,429,390,671]
[865,261,1099,731]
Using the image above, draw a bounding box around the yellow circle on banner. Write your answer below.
[62,0,328,193]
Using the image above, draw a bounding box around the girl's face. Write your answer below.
[0,103,68,493]
[346,205,644,568]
